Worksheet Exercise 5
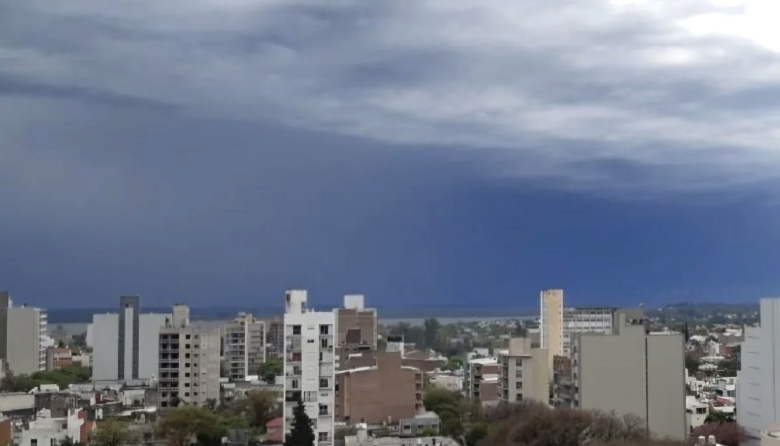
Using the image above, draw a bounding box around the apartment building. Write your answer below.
[0,293,47,375]
[738,297,780,439]
[266,317,285,360]
[92,296,170,383]
[336,295,377,354]
[336,351,423,424]
[497,337,549,405]
[45,348,73,371]
[158,304,221,408]
[283,290,336,446]
[562,307,616,355]
[464,357,501,405]
[539,289,563,370]
[223,312,266,381]
[557,309,686,441]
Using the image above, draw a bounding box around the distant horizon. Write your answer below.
[43,301,759,324]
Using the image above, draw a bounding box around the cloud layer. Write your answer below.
[3,0,780,190]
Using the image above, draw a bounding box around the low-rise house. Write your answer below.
[0,393,36,420]
[45,348,73,371]
[686,396,709,433]
[18,408,95,446]
[265,417,284,443]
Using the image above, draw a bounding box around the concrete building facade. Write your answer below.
[497,337,549,405]
[738,298,780,439]
[92,296,170,383]
[336,351,423,424]
[539,289,564,370]
[558,310,686,441]
[562,307,616,355]
[464,357,500,403]
[336,295,377,354]
[266,317,285,360]
[283,290,336,446]
[45,348,73,371]
[158,305,221,408]
[4,302,47,375]
[224,313,266,381]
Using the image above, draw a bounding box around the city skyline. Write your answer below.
[4,1,780,308]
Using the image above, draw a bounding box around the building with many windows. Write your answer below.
[91,296,170,384]
[539,289,564,371]
[562,307,617,355]
[223,312,266,381]
[556,309,685,441]
[497,337,549,405]
[1,293,48,375]
[158,304,221,408]
[737,297,780,439]
[335,295,377,354]
[283,290,336,446]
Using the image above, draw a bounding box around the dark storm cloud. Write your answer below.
[1,0,780,192]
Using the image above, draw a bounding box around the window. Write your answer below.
[318,433,329,442]
[185,353,191,358]
[515,358,523,367]
[515,393,523,402]
[185,363,191,368]
[321,338,328,348]
[185,372,191,377]
[185,344,191,349]
[186,334,191,339]
[291,379,299,389]
[293,325,302,335]
[515,369,522,379]
[319,404,329,415]
[319,378,329,389]
[320,324,329,335]
[515,381,523,390]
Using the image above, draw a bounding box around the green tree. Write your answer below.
[284,398,315,446]
[423,388,461,414]
[423,318,441,350]
[0,374,38,392]
[704,411,736,424]
[464,422,488,446]
[156,406,222,446]
[31,365,92,388]
[227,389,281,430]
[257,359,283,382]
[88,418,137,446]
[443,358,463,372]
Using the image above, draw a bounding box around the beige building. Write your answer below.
[497,337,549,405]
[464,357,501,405]
[557,309,686,441]
[336,295,377,354]
[539,289,563,370]
[4,303,47,375]
[223,312,266,381]
[158,305,221,408]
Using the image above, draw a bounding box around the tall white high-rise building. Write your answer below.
[283,290,336,445]
[92,296,170,383]
[738,298,780,439]
[158,304,221,408]
[223,312,266,381]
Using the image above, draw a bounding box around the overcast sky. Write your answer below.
[2,0,780,310]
